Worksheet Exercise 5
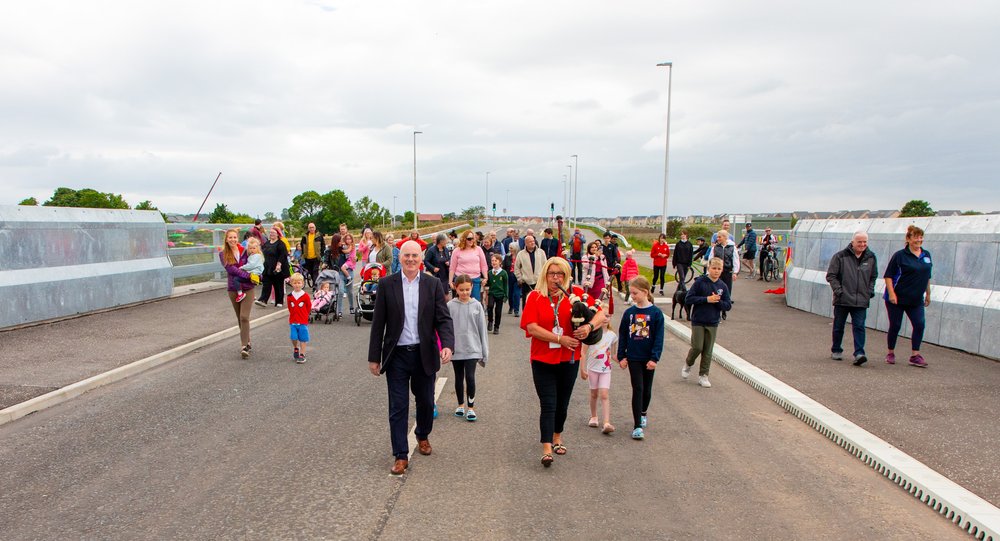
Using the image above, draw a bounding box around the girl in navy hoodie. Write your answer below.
[617,276,664,440]
[683,257,732,388]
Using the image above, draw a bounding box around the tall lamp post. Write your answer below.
[392,195,397,227]
[413,130,422,230]
[485,171,490,226]
[566,164,573,228]
[506,189,510,222]
[657,61,673,235]
[562,175,568,217]
[570,154,578,227]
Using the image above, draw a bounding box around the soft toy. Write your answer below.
[565,288,604,346]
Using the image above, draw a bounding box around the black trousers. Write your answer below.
[257,273,286,305]
[652,265,667,290]
[570,253,583,283]
[303,257,320,284]
[520,283,534,311]
[385,347,436,459]
[721,271,733,298]
[627,360,656,429]
[487,295,504,328]
[531,360,578,444]
[452,359,478,406]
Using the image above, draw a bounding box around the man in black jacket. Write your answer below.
[826,231,878,366]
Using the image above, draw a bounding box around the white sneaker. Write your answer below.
[698,375,712,388]
[681,364,692,379]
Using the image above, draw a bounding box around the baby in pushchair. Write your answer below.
[312,268,343,323]
[354,262,383,325]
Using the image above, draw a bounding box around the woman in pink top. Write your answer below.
[449,229,489,302]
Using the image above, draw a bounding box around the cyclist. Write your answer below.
[736,223,757,277]
[672,230,694,286]
[758,227,778,280]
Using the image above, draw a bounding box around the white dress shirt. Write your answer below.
[399,272,421,346]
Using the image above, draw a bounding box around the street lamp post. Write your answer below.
[485,171,490,226]
[506,189,510,222]
[413,130,422,231]
[566,164,573,228]
[657,61,673,235]
[562,175,568,217]
[570,154,578,227]
[392,195,397,227]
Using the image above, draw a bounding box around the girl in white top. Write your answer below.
[580,322,618,434]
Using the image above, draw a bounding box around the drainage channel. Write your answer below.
[664,320,999,541]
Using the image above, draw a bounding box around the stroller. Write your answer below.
[354,262,384,326]
[312,268,343,324]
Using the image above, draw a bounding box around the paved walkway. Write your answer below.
[0,285,963,539]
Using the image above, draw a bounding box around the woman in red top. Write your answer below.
[650,233,671,295]
[521,257,607,467]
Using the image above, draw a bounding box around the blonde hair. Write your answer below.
[533,257,571,295]
[716,230,729,242]
[708,257,724,268]
[629,276,652,299]
[246,237,261,252]
[289,272,305,285]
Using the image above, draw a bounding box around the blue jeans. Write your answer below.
[886,302,925,351]
[471,277,482,301]
[508,272,521,313]
[832,305,867,356]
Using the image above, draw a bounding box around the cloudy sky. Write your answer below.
[2,1,998,219]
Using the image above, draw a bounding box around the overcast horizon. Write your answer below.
[3,1,999,218]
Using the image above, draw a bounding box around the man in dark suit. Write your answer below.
[368,240,455,475]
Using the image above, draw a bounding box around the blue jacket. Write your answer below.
[685,275,732,326]
[617,305,664,362]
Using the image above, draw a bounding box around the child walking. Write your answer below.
[447,274,490,422]
[286,273,312,364]
[621,250,640,304]
[581,321,617,434]
[617,276,664,440]
[683,257,732,388]
[485,253,508,334]
[235,237,264,303]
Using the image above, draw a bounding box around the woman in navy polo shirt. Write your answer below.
[883,225,932,367]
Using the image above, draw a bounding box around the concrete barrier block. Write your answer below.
[936,287,987,354]
[979,291,1000,359]
[785,267,809,311]
[925,240,957,290]
[951,241,996,290]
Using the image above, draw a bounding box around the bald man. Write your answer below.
[369,240,455,475]
[826,231,878,366]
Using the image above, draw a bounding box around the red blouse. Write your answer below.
[520,285,598,364]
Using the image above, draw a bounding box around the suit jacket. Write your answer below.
[368,271,455,376]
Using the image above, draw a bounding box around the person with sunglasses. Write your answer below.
[448,229,488,302]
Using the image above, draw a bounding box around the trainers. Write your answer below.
[454,406,465,417]
[493,328,499,335]
[853,354,868,366]
[885,353,896,365]
[235,291,246,303]
[433,405,439,419]
[275,303,283,308]
[254,300,266,307]
[631,428,645,440]
[721,311,727,321]
[831,352,843,361]
[699,375,712,388]
[296,356,306,364]
[640,415,648,428]
[466,409,477,422]
[908,354,928,368]
[240,346,250,359]
[681,364,692,379]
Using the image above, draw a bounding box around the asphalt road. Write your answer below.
[0,295,964,540]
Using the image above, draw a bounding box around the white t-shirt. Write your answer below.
[585,331,617,373]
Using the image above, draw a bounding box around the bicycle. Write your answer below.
[762,246,782,282]
[673,259,704,285]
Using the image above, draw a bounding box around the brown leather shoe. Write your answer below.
[417,439,432,456]
[390,458,408,475]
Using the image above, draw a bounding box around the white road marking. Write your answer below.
[406,377,448,461]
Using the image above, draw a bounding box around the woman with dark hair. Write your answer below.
[883,225,933,367]
[256,227,290,308]
[650,233,671,295]
[220,228,254,359]
[425,233,451,292]
[673,231,694,286]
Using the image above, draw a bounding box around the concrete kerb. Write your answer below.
[663,319,1000,540]
[0,309,287,427]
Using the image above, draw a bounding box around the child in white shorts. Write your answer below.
[580,323,617,434]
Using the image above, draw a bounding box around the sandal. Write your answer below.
[602,423,615,434]
[541,453,554,467]
[553,443,567,455]
[588,417,599,427]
